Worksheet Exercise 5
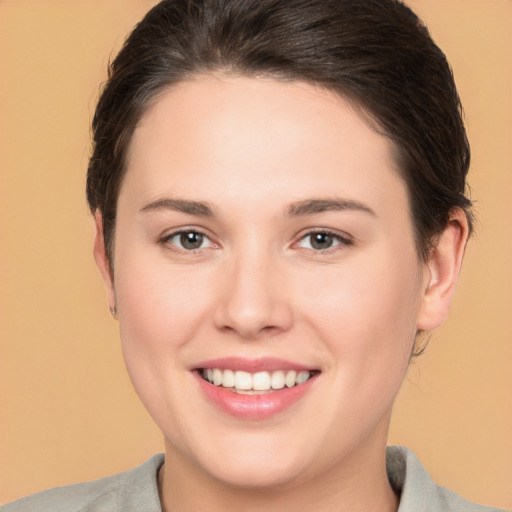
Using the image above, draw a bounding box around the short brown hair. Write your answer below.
[86,0,473,263]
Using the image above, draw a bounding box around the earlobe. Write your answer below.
[93,211,116,315]
[417,208,469,331]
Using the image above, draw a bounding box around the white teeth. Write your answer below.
[296,370,310,384]
[271,371,285,389]
[223,369,235,388]
[213,368,223,386]
[285,370,297,388]
[252,371,271,391]
[202,368,314,391]
[234,371,252,390]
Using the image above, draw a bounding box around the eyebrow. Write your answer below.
[286,198,376,217]
[139,196,375,218]
[140,198,215,217]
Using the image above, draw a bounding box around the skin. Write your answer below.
[94,75,468,512]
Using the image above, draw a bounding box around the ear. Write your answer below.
[93,211,116,314]
[417,208,470,331]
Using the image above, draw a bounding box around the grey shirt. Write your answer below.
[2,446,506,511]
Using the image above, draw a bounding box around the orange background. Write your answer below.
[1,0,511,508]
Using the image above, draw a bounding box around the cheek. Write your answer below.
[116,264,211,351]
[296,252,422,389]
[112,249,218,440]
[112,240,217,385]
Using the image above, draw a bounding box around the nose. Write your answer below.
[213,250,294,340]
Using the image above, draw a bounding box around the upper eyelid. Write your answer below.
[295,227,353,242]
[160,227,218,250]
[161,226,211,240]
[158,226,353,248]
[287,230,353,258]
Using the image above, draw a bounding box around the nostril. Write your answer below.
[214,299,294,340]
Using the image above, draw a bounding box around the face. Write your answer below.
[98,75,434,489]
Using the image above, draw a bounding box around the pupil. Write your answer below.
[311,233,333,250]
[180,232,203,250]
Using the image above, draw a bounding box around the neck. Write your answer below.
[158,440,399,512]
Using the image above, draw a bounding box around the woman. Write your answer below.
[2,0,507,511]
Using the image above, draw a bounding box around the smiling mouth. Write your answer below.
[199,369,319,394]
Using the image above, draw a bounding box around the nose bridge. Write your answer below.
[214,238,292,339]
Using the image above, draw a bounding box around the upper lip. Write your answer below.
[191,357,318,373]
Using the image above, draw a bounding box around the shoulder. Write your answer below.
[387,446,507,512]
[1,454,164,512]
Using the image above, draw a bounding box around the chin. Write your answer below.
[167,428,320,491]
[203,454,310,490]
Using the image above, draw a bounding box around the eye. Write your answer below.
[296,231,351,252]
[164,230,215,251]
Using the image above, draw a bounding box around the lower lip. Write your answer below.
[193,372,317,420]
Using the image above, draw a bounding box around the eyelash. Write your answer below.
[160,228,216,253]
[159,228,353,254]
[294,229,353,254]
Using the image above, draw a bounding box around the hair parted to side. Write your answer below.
[86,0,473,265]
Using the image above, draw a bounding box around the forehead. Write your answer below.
[122,75,408,220]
